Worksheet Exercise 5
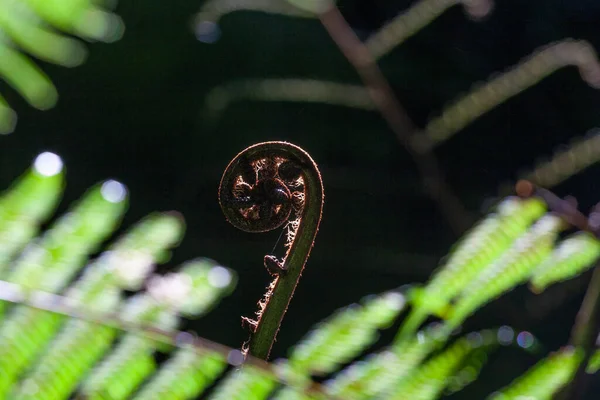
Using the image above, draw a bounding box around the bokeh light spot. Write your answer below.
[516,331,535,349]
[101,180,127,203]
[34,152,63,176]
[208,266,232,288]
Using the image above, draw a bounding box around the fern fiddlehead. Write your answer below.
[219,141,324,360]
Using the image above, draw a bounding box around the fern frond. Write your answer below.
[0,152,64,276]
[529,231,600,293]
[207,366,277,400]
[203,79,375,123]
[195,0,316,27]
[513,128,600,190]
[287,290,406,377]
[131,348,226,400]
[0,0,124,133]
[79,260,236,400]
[0,211,186,398]
[0,179,128,316]
[487,348,581,399]
[366,0,493,60]
[325,332,439,400]
[383,329,498,400]
[413,39,600,152]
[397,196,545,341]
[444,213,564,332]
[9,292,121,400]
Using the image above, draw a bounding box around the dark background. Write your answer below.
[2,0,600,397]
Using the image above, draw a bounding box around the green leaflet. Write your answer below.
[286,290,406,377]
[9,291,121,400]
[0,153,64,276]
[443,213,564,332]
[586,350,600,373]
[207,366,277,400]
[487,348,581,399]
[0,0,123,132]
[0,213,184,398]
[4,180,128,293]
[79,260,236,400]
[382,330,499,400]
[0,181,128,397]
[397,197,546,341]
[529,231,600,293]
[325,333,438,400]
[131,348,226,400]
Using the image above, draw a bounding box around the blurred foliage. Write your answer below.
[2,0,600,399]
[0,0,124,134]
[0,152,599,399]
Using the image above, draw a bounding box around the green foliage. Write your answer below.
[0,0,124,134]
[530,231,600,293]
[488,348,582,400]
[0,153,599,400]
[398,197,546,340]
[287,290,406,377]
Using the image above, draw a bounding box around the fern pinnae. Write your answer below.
[0,152,64,275]
[9,290,122,400]
[397,196,546,341]
[195,0,316,29]
[0,211,183,398]
[203,79,376,124]
[382,329,498,400]
[9,289,175,400]
[512,128,600,191]
[443,212,565,333]
[486,347,582,399]
[0,181,128,396]
[286,290,406,378]
[325,331,440,400]
[366,0,493,60]
[529,231,600,293]
[206,365,277,400]
[130,347,226,400]
[4,180,128,294]
[0,41,58,110]
[80,260,236,400]
[0,0,87,67]
[0,93,17,133]
[413,39,600,153]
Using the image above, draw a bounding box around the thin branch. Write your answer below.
[318,5,473,234]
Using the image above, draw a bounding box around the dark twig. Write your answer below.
[318,5,473,234]
[516,180,600,399]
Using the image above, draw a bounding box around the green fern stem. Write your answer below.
[219,142,324,360]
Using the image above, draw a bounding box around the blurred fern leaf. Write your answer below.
[487,348,581,399]
[0,0,124,134]
[287,290,406,377]
[397,196,546,341]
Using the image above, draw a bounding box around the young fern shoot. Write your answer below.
[219,141,324,360]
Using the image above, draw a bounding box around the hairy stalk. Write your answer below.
[219,141,324,360]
